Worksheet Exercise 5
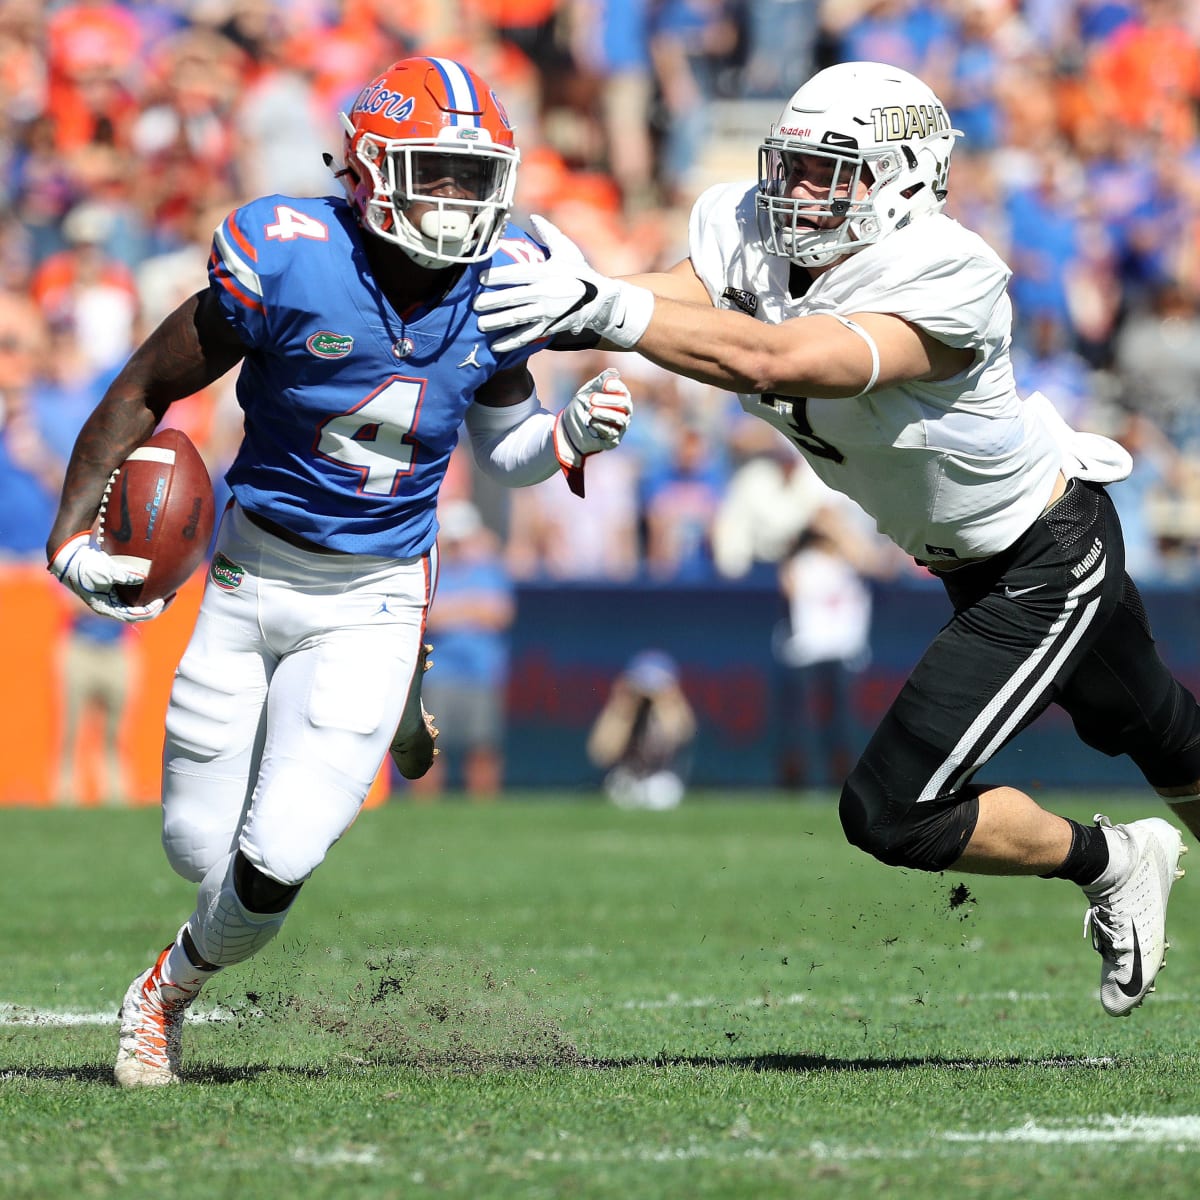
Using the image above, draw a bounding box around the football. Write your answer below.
[93,428,216,605]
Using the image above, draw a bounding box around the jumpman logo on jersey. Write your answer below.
[458,343,482,369]
[375,598,395,616]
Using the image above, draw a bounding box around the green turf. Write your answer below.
[2,795,1198,1199]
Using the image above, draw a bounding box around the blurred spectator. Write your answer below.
[43,0,142,155]
[409,501,516,801]
[1107,410,1196,582]
[27,318,108,461]
[0,287,55,556]
[772,503,882,789]
[132,28,243,211]
[29,202,139,374]
[740,0,819,100]
[1085,0,1200,151]
[642,423,725,580]
[649,0,739,206]
[504,347,641,580]
[0,0,46,130]
[52,606,135,806]
[135,198,230,330]
[7,115,75,265]
[566,0,658,212]
[469,0,566,67]
[1114,278,1200,449]
[941,0,1014,154]
[1011,312,1096,430]
[587,648,696,809]
[507,447,641,579]
[711,441,835,580]
[1004,150,1082,338]
[820,0,955,78]
[1119,140,1200,303]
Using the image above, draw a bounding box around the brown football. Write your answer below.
[93,428,216,605]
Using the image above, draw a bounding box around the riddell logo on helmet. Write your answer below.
[353,84,416,122]
[778,126,812,138]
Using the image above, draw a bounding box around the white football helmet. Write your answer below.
[339,57,520,268]
[757,61,961,268]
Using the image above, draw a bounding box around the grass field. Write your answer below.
[2,793,1199,1199]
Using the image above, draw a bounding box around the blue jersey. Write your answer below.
[209,194,544,557]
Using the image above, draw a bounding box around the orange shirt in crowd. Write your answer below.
[1088,16,1200,147]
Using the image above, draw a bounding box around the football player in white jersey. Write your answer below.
[44,57,635,1086]
[476,61,1200,1018]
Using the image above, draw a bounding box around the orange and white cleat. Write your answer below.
[113,945,204,1087]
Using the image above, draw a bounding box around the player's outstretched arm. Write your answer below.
[476,217,977,397]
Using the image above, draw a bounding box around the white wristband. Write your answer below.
[607,282,656,350]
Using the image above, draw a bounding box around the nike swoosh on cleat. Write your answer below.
[1116,923,1144,999]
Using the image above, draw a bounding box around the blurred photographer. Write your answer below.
[587,649,697,810]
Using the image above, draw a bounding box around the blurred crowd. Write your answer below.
[3,0,1200,588]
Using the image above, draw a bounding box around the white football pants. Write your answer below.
[161,502,436,887]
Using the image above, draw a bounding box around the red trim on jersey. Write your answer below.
[210,252,266,314]
[224,211,259,262]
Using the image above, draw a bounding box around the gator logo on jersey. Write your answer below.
[306,331,354,359]
[211,552,245,591]
[722,287,758,315]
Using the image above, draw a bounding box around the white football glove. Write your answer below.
[475,215,655,353]
[554,368,633,470]
[48,532,166,623]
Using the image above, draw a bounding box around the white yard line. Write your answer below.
[944,1115,1200,1146]
[0,1003,234,1027]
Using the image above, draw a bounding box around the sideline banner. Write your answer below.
[4,567,1199,802]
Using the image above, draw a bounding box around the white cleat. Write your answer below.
[1083,814,1187,1017]
[390,642,440,780]
[114,945,202,1087]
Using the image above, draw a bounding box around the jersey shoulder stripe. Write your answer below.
[212,209,265,312]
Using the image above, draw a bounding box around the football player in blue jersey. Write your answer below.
[44,56,634,1087]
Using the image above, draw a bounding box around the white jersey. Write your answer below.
[688,182,1066,562]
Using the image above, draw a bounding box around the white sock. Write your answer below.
[160,932,218,999]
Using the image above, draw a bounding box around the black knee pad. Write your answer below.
[233,850,303,914]
[840,763,979,872]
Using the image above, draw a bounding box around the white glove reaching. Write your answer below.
[553,368,633,497]
[48,532,166,623]
[475,215,655,353]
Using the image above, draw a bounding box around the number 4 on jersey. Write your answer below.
[317,377,423,495]
[265,206,330,242]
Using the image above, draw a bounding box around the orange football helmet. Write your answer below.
[338,57,520,267]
